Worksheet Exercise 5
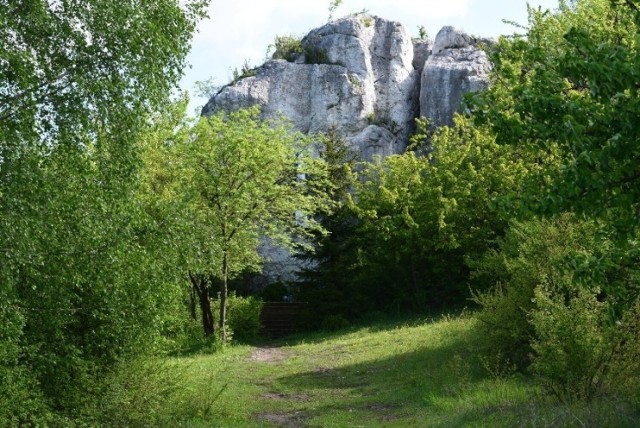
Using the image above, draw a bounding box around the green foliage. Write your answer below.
[160,106,331,340]
[366,112,399,134]
[340,116,532,314]
[320,314,351,331]
[0,1,209,420]
[231,59,258,84]
[94,359,188,426]
[473,214,640,402]
[471,215,597,368]
[304,45,331,65]
[298,116,536,324]
[269,34,331,65]
[295,127,359,327]
[418,25,429,40]
[469,0,640,232]
[215,293,264,342]
[531,286,616,402]
[0,0,208,150]
[467,1,640,404]
[0,300,55,425]
[270,35,304,61]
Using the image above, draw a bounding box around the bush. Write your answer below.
[94,358,187,426]
[473,214,640,403]
[0,297,58,425]
[269,34,331,65]
[472,214,593,369]
[321,314,350,331]
[213,293,263,342]
[530,285,615,402]
[531,285,640,403]
[0,367,56,426]
[270,35,303,62]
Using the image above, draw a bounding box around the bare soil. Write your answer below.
[248,346,290,363]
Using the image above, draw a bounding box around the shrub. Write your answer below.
[95,358,187,426]
[473,214,640,403]
[270,35,303,62]
[269,34,332,65]
[213,293,263,342]
[321,314,350,331]
[303,46,330,65]
[531,285,640,403]
[0,367,55,426]
[0,298,57,425]
[471,214,599,369]
[530,284,615,402]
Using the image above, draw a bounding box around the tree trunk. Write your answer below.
[189,280,198,321]
[189,271,215,337]
[219,250,229,342]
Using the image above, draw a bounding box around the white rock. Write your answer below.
[412,38,433,73]
[420,47,491,128]
[202,15,420,157]
[432,26,473,55]
[200,20,493,284]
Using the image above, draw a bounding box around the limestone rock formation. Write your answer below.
[412,38,433,74]
[202,14,420,161]
[420,26,493,128]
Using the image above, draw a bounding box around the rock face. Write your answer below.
[203,18,493,157]
[420,26,493,128]
[412,38,433,73]
[203,14,420,161]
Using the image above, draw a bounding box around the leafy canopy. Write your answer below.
[469,0,640,230]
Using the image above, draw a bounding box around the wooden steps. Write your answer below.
[259,302,306,339]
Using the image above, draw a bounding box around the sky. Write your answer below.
[181,0,560,115]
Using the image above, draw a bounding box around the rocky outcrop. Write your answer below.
[420,26,493,128]
[203,18,493,158]
[201,18,493,284]
[412,38,433,73]
[203,14,420,161]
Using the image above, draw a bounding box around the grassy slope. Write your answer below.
[157,314,637,427]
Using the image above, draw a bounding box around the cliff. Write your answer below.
[202,15,493,160]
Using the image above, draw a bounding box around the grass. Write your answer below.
[130,313,639,427]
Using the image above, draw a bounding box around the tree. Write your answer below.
[466,0,640,320]
[469,0,640,232]
[309,116,535,317]
[467,0,640,400]
[0,1,209,421]
[294,126,359,327]
[174,107,331,340]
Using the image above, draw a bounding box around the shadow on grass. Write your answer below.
[270,308,476,348]
[267,323,540,427]
[268,330,640,427]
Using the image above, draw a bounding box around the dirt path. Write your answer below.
[248,346,309,426]
[248,346,290,363]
